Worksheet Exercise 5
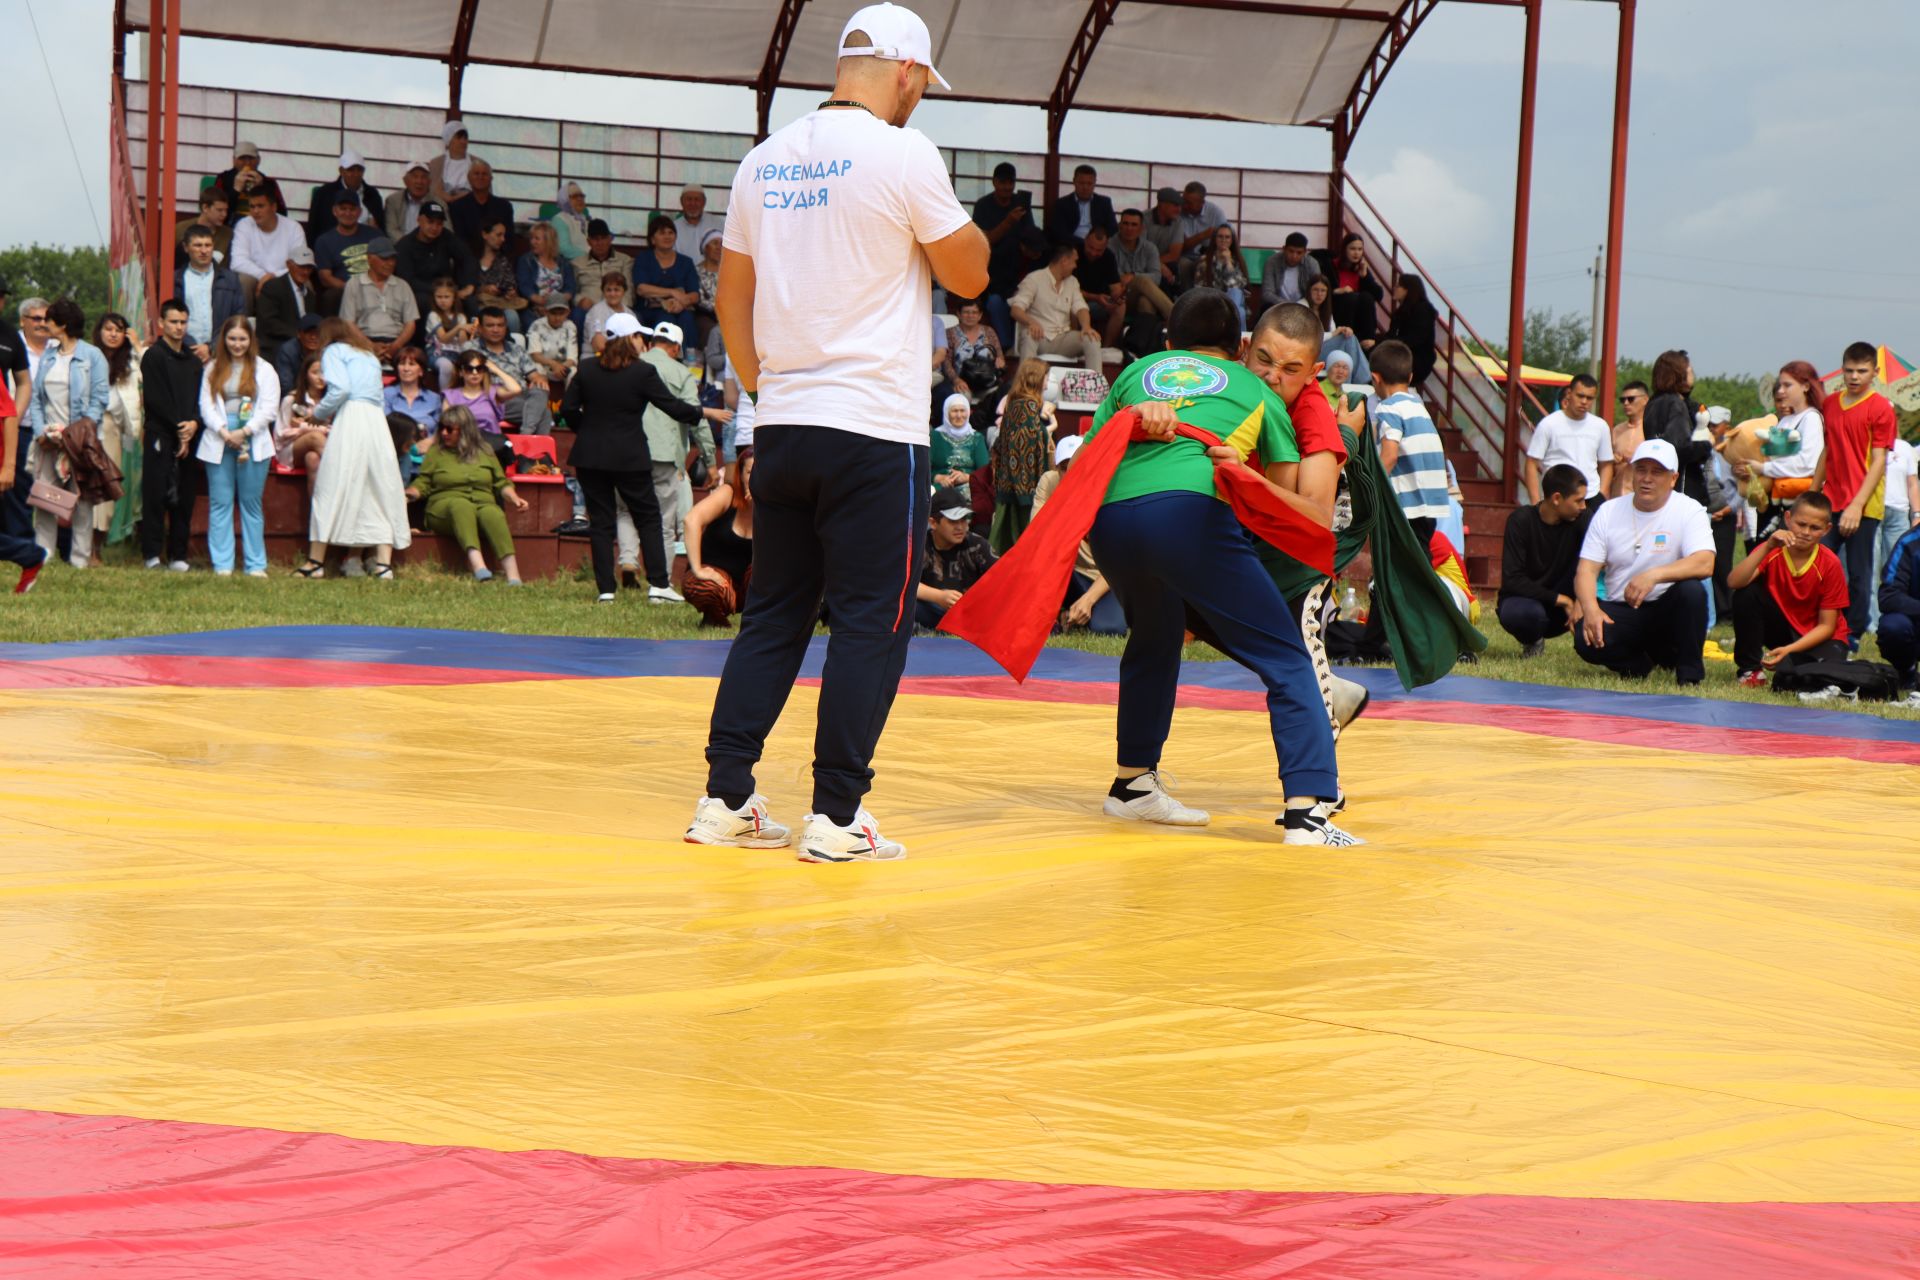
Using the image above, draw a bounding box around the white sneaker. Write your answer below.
[595,592,617,603]
[684,794,792,849]
[1796,685,1856,704]
[1280,801,1365,847]
[167,560,190,572]
[214,568,233,577]
[1894,690,1920,711]
[648,585,685,604]
[246,569,268,578]
[144,557,162,569]
[1103,771,1210,826]
[1330,675,1370,732]
[797,808,907,862]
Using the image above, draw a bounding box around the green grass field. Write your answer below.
[3,546,1911,721]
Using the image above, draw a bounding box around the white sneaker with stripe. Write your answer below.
[1280,801,1365,847]
[684,794,792,849]
[797,808,907,863]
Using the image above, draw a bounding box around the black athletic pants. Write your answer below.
[1496,596,1571,647]
[575,466,667,594]
[1574,578,1709,684]
[1731,579,1846,676]
[140,436,202,564]
[705,425,930,821]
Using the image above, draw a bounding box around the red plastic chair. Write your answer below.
[507,433,565,483]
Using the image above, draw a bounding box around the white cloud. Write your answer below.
[1352,147,1494,263]
[1670,186,1783,241]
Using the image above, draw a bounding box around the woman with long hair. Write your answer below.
[515,221,577,316]
[1305,276,1335,333]
[1384,274,1438,387]
[196,315,280,576]
[300,317,411,578]
[1729,361,1825,535]
[92,310,144,542]
[276,352,330,493]
[473,220,524,332]
[22,297,112,567]
[560,314,712,602]
[991,357,1051,551]
[682,447,756,627]
[1194,224,1250,331]
[404,404,528,583]
[1329,232,1383,342]
[1643,349,1709,505]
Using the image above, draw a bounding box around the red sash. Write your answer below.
[938,409,1335,681]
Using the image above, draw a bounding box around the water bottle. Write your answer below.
[1341,585,1358,618]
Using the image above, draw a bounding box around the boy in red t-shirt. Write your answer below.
[1814,341,1895,645]
[1728,492,1849,685]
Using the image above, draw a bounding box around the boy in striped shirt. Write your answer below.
[1370,339,1449,549]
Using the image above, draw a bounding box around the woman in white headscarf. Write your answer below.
[428,120,475,205]
[552,181,590,261]
[931,391,986,490]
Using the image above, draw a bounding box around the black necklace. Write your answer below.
[819,98,879,119]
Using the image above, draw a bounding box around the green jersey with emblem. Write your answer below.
[1086,350,1299,505]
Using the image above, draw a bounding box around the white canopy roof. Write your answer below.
[118,0,1485,131]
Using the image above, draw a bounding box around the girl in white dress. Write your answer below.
[300,318,411,578]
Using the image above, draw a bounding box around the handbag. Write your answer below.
[1057,368,1110,406]
[26,478,78,526]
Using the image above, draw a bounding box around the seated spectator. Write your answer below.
[1526,373,1613,502]
[451,160,514,252]
[1193,225,1250,331]
[674,184,724,250]
[385,159,434,242]
[970,161,1041,349]
[195,314,279,577]
[428,121,475,206]
[461,308,554,435]
[470,218,524,332]
[1328,233,1382,341]
[1034,433,1125,635]
[405,404,529,584]
[1010,244,1101,373]
[1261,232,1321,308]
[943,299,1004,411]
[254,245,318,349]
[338,239,420,364]
[425,278,476,388]
[306,148,383,246]
[384,346,442,439]
[1497,462,1591,656]
[515,222,577,319]
[916,485,996,630]
[230,190,307,311]
[274,314,325,394]
[314,190,383,314]
[631,215,700,337]
[175,187,232,263]
[1111,207,1173,324]
[1045,163,1117,247]
[586,274,637,356]
[1383,274,1439,387]
[1142,186,1183,283]
[397,200,478,321]
[551,180,591,261]
[526,300,579,397]
[22,297,112,568]
[442,349,520,438]
[175,225,243,361]
[276,351,330,484]
[1172,181,1228,273]
[572,218,633,312]
[682,448,756,628]
[1075,225,1127,347]
[933,392,987,489]
[1729,492,1849,686]
[694,228,724,341]
[1320,351,1355,408]
[1879,523,1920,692]
[1315,288,1370,387]
[991,358,1051,550]
[210,141,285,224]
[1574,439,1715,685]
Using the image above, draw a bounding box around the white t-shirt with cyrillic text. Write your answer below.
[1526,409,1613,498]
[724,110,971,446]
[1579,490,1713,602]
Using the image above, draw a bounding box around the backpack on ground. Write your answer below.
[1770,659,1902,701]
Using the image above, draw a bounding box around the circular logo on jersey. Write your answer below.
[1142,356,1229,400]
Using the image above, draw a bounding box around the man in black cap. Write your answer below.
[257,245,319,345]
[395,200,477,318]
[341,238,420,362]
[571,217,633,315]
[914,485,995,630]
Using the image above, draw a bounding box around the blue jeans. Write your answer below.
[982,294,1014,352]
[1223,286,1247,332]
[0,445,44,570]
[1870,506,1912,633]
[205,447,269,572]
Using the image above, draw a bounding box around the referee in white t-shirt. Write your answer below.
[684,4,989,863]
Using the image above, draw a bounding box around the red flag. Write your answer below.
[938,409,1335,681]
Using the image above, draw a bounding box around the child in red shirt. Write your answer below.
[1815,342,1895,643]
[1729,492,1849,684]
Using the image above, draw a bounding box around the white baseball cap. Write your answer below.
[338,147,365,170]
[604,313,646,340]
[650,321,684,346]
[1054,434,1083,466]
[838,4,950,90]
[1630,438,1678,471]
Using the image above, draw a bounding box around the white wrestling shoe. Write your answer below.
[1330,675,1370,732]
[1280,801,1364,847]
[797,808,907,863]
[684,794,792,849]
[1103,771,1210,826]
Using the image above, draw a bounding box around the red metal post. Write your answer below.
[157,0,181,296]
[1500,0,1541,483]
[143,0,164,262]
[1597,0,1636,424]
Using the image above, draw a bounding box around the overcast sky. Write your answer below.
[5,0,1913,375]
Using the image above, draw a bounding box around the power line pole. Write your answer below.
[1588,244,1603,378]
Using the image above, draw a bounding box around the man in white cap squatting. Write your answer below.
[686,3,989,863]
[1572,437,1716,685]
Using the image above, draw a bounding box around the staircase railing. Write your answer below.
[1337,174,1547,487]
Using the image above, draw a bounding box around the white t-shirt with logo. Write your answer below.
[1527,409,1613,498]
[1885,437,1916,513]
[1579,490,1713,602]
[724,110,971,446]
